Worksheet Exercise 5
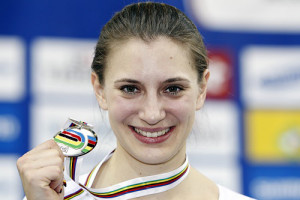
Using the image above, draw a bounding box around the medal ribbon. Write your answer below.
[81,155,190,200]
[65,157,83,182]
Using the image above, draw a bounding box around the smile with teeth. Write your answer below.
[134,127,170,138]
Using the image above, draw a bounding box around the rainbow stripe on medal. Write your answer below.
[54,118,98,157]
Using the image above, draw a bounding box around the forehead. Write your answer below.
[105,37,197,81]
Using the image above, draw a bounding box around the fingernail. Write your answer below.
[63,180,67,187]
[59,188,63,193]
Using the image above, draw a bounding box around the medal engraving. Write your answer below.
[60,144,69,154]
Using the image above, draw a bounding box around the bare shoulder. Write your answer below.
[176,166,219,200]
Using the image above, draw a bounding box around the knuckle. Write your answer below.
[16,157,23,170]
[54,156,64,167]
[16,155,28,172]
[53,148,62,157]
[53,149,64,163]
[58,157,64,166]
[54,165,63,176]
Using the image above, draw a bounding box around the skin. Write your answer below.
[91,37,218,199]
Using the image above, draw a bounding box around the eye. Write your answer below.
[164,85,183,96]
[120,85,140,95]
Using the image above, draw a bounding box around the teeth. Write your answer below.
[134,127,170,138]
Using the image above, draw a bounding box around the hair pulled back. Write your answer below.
[92,2,208,84]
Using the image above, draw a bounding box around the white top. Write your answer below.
[218,185,255,200]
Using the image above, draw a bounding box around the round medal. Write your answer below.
[54,118,98,157]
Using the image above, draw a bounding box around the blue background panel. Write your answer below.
[0,0,184,38]
[245,165,300,200]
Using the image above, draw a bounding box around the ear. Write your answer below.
[196,69,210,110]
[91,72,108,110]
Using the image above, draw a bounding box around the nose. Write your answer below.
[138,94,166,125]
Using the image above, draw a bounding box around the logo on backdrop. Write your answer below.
[241,46,300,108]
[31,38,96,98]
[206,49,234,99]
[261,68,300,88]
[246,110,300,163]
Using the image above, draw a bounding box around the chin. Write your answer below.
[129,146,179,165]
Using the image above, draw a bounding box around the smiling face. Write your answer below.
[92,37,209,164]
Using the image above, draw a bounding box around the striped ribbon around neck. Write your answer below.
[65,151,190,200]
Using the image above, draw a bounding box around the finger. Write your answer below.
[20,164,63,197]
[28,139,57,152]
[51,175,64,193]
[35,165,64,187]
[53,181,64,194]
[49,139,64,160]
[25,149,64,164]
[21,156,64,172]
[19,147,64,173]
[58,186,65,198]
[44,166,64,193]
[28,139,64,160]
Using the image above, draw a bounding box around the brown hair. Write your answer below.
[92,2,208,84]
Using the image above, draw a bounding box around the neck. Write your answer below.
[93,142,187,188]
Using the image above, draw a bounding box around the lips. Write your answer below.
[129,126,174,144]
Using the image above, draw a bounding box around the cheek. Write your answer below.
[107,96,139,123]
[166,97,196,123]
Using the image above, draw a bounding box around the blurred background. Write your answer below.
[1,0,300,199]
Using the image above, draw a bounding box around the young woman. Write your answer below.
[17,2,255,200]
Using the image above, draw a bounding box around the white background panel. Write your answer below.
[0,37,25,101]
[31,38,96,101]
[0,155,22,200]
[188,100,240,157]
[241,46,300,108]
[186,0,300,32]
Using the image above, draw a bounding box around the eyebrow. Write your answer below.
[163,77,191,83]
[114,79,140,84]
[114,77,190,84]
